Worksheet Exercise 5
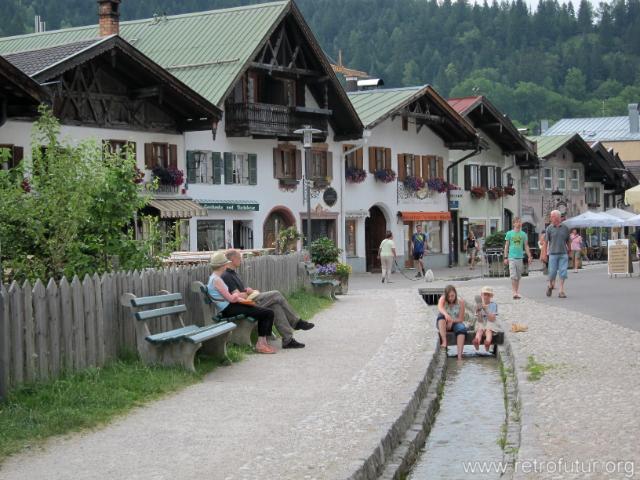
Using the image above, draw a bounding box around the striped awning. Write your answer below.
[147,199,207,219]
[401,211,451,221]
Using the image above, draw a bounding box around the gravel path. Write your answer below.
[0,287,436,480]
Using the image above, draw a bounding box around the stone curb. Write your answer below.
[346,345,447,480]
[497,335,523,479]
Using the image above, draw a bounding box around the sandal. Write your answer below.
[255,344,276,354]
[558,292,567,298]
[546,286,552,297]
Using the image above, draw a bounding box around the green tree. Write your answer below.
[563,67,587,99]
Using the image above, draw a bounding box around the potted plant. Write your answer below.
[403,175,425,192]
[335,262,352,294]
[310,237,352,293]
[152,165,184,190]
[470,186,487,199]
[487,186,503,200]
[374,168,397,183]
[275,226,301,254]
[426,177,448,193]
[345,167,367,183]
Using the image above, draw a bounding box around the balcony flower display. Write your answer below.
[427,177,448,193]
[345,167,367,184]
[470,186,487,199]
[374,168,397,183]
[504,185,516,196]
[487,186,504,200]
[152,165,184,187]
[133,166,145,185]
[403,175,425,192]
[447,183,461,192]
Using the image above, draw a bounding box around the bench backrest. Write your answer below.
[190,281,221,325]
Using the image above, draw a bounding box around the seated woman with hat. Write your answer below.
[207,251,276,354]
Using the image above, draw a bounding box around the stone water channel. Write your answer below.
[407,349,506,479]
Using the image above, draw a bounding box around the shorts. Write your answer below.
[436,313,467,336]
[413,251,424,260]
[508,258,523,280]
[548,253,569,281]
[571,250,581,260]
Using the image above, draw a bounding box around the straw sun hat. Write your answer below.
[210,251,231,269]
[481,286,494,295]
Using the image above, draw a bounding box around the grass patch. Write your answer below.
[286,289,333,320]
[525,355,554,381]
[0,346,249,464]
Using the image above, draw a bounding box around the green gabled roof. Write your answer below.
[0,1,290,107]
[528,134,577,158]
[348,86,424,128]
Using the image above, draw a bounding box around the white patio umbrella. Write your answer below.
[625,185,640,211]
[604,207,636,220]
[562,211,624,228]
[623,214,640,227]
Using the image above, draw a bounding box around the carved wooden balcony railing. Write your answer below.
[225,102,329,139]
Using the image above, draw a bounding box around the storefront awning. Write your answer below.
[401,211,451,221]
[147,199,207,219]
[196,199,259,211]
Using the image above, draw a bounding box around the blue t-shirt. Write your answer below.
[412,232,429,253]
[505,230,528,259]
[207,272,230,312]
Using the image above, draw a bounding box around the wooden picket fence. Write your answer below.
[0,253,305,399]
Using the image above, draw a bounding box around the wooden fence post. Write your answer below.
[47,278,62,379]
[0,284,9,399]
[33,280,49,382]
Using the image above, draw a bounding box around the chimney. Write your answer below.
[98,0,121,37]
[629,103,639,134]
[345,76,358,93]
[540,119,549,134]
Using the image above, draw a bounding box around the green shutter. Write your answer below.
[186,151,197,184]
[224,152,233,184]
[212,152,223,184]
[248,153,257,185]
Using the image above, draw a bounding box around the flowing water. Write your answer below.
[407,350,506,479]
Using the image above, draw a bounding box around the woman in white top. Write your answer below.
[378,231,397,283]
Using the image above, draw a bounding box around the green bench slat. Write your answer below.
[185,322,237,343]
[131,293,183,307]
[135,304,187,321]
[311,279,340,287]
[146,325,200,344]
[214,314,257,323]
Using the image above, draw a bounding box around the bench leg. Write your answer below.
[228,319,256,347]
[311,284,335,300]
[144,342,201,373]
[200,331,233,365]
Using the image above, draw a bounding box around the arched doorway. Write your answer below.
[504,208,513,232]
[365,206,387,272]
[263,207,295,250]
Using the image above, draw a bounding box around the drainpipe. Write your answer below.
[446,145,481,267]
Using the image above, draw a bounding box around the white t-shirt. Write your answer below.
[379,238,395,256]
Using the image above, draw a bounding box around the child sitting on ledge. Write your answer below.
[472,286,500,352]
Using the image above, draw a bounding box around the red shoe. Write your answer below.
[255,344,276,354]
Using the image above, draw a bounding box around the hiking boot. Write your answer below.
[282,338,305,349]
[415,272,422,278]
[295,320,315,331]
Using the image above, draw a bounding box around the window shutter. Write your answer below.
[398,154,406,181]
[224,152,233,184]
[186,151,197,184]
[497,167,502,187]
[437,156,444,178]
[144,143,154,169]
[480,165,488,188]
[296,80,305,106]
[384,148,391,170]
[248,154,257,185]
[295,149,302,180]
[326,151,333,180]
[273,148,280,178]
[368,147,376,173]
[12,146,24,169]
[422,155,430,180]
[356,147,363,170]
[169,144,178,168]
[212,152,223,184]
[464,165,471,191]
[413,154,421,178]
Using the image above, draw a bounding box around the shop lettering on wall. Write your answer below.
[204,202,259,211]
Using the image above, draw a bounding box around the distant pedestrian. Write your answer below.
[412,224,429,278]
[466,230,478,270]
[378,231,397,284]
[503,217,532,299]
[542,210,571,298]
[569,228,583,273]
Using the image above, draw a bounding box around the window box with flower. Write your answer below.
[403,175,425,192]
[152,165,184,193]
[345,167,367,184]
[470,186,487,199]
[503,186,516,196]
[426,177,449,194]
[374,168,397,184]
[487,186,504,200]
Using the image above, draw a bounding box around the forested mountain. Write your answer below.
[2,0,640,130]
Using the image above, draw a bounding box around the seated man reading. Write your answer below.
[222,250,315,349]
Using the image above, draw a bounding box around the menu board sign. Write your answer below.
[607,239,630,276]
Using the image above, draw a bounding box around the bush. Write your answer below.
[484,231,506,250]
[310,237,341,265]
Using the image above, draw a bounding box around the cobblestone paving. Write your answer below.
[457,285,640,480]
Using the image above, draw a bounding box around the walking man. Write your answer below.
[542,210,571,298]
[411,224,429,278]
[223,250,314,349]
[503,217,532,299]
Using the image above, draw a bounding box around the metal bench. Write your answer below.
[190,281,257,347]
[120,291,236,371]
[304,263,339,300]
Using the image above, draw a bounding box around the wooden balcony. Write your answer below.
[225,102,329,139]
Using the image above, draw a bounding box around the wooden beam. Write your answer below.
[250,62,320,77]
[408,112,444,124]
[130,86,163,99]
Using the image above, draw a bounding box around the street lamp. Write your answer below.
[294,125,322,249]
